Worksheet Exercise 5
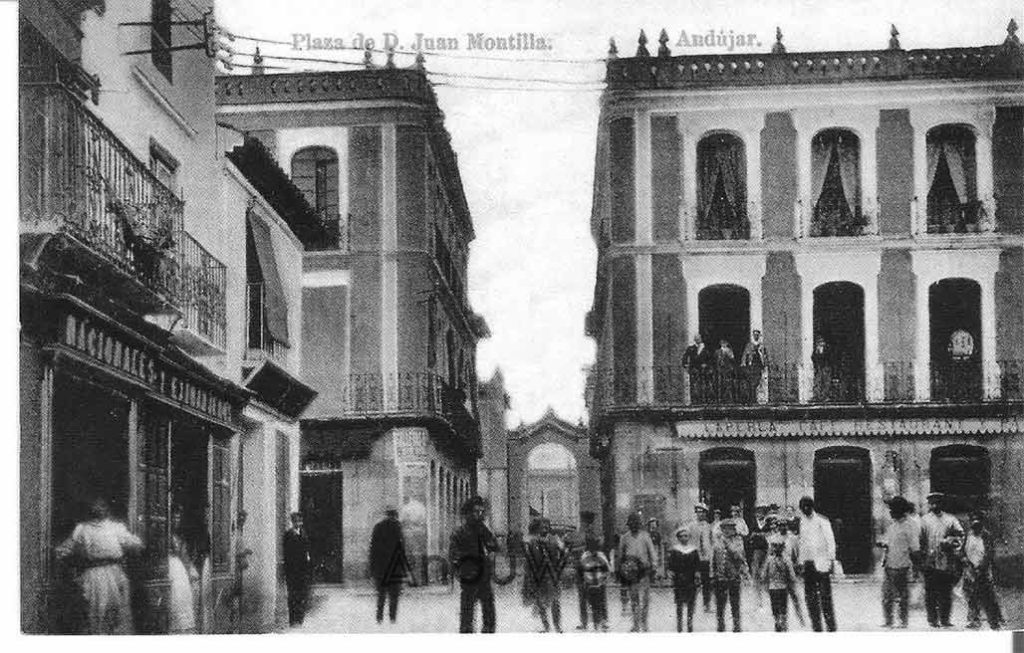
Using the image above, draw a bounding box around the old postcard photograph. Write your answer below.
[13,0,1024,641]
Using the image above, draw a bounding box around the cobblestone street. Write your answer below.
[287,579,1021,634]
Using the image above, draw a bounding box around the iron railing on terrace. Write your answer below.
[20,83,183,300]
[335,371,477,427]
[589,359,1024,413]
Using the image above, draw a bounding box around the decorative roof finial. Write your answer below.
[771,26,786,54]
[251,46,265,75]
[1007,18,1020,45]
[607,37,618,59]
[658,28,671,57]
[414,50,426,70]
[889,24,901,50]
[363,45,374,69]
[636,29,650,57]
[385,44,396,68]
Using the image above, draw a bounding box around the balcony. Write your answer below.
[588,359,1024,415]
[926,200,986,234]
[330,371,480,449]
[20,83,183,312]
[245,282,289,366]
[173,233,227,353]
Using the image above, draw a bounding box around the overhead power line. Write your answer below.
[227,30,605,64]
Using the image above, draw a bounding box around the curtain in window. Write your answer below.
[836,136,860,212]
[716,141,744,214]
[942,143,968,203]
[811,139,832,205]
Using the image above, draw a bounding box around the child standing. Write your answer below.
[668,527,700,632]
[579,537,611,631]
[763,534,798,632]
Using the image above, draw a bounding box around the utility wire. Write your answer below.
[228,30,605,64]
[234,49,604,85]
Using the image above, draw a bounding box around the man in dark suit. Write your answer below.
[369,506,409,624]
[283,512,311,626]
[682,334,711,404]
[450,496,499,633]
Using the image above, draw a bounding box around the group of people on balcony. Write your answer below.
[682,330,768,405]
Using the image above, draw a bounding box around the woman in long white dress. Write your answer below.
[168,507,199,634]
[55,498,144,635]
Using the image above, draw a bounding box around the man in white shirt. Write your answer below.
[797,496,837,632]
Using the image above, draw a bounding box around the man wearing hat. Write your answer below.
[879,496,919,628]
[283,512,311,626]
[750,505,772,607]
[450,496,500,633]
[369,505,409,624]
[963,513,1003,629]
[920,492,964,628]
[711,519,749,632]
[686,503,714,612]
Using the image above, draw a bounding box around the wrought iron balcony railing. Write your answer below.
[588,359,1024,415]
[334,372,479,440]
[179,233,227,350]
[20,83,184,301]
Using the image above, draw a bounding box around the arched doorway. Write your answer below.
[930,445,991,515]
[813,447,872,574]
[929,279,982,402]
[696,133,748,240]
[698,285,751,404]
[525,442,579,530]
[699,448,756,527]
[812,282,865,402]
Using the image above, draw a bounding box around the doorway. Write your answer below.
[929,279,982,402]
[930,445,990,515]
[301,469,344,583]
[812,282,865,402]
[699,448,756,527]
[814,447,872,574]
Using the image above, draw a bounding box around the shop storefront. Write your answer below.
[21,296,249,634]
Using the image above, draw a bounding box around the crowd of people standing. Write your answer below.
[271,492,1005,634]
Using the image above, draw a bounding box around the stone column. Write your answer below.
[979,273,1000,399]
[680,122,698,240]
[798,281,814,403]
[913,272,931,402]
[911,122,928,236]
[635,110,652,244]
[636,253,654,404]
[860,118,879,235]
[864,276,883,402]
[744,126,763,241]
[975,108,996,232]
[794,128,812,239]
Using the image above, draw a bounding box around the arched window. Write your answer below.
[291,147,339,225]
[926,125,978,233]
[929,278,982,402]
[811,129,863,236]
[697,133,747,240]
[812,282,865,403]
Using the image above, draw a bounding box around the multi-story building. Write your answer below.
[216,57,490,583]
[586,23,1023,577]
[20,0,314,633]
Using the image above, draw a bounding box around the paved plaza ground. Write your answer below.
[286,578,1020,634]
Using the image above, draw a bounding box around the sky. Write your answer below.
[217,0,1021,425]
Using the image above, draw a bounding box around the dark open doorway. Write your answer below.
[812,281,865,402]
[930,445,991,515]
[698,285,751,357]
[301,468,344,583]
[814,447,872,574]
[699,447,756,528]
